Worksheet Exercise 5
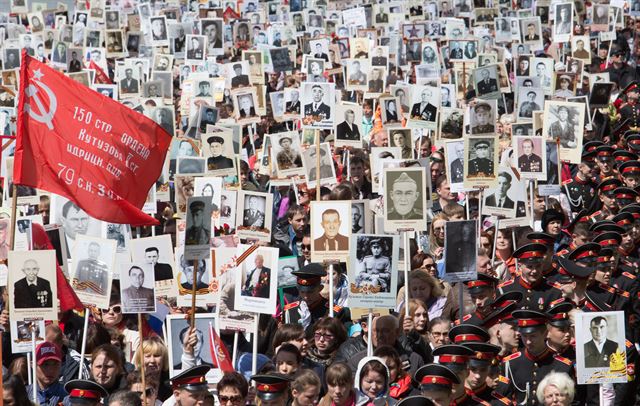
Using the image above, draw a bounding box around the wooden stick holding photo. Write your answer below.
[315,129,321,199]
[190,259,198,328]
[398,228,414,317]
[367,310,373,357]
[77,310,90,378]
[252,314,259,377]
[329,263,334,317]
[32,325,37,401]
[138,313,147,405]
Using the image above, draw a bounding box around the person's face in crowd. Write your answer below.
[321,212,341,238]
[92,352,118,388]
[519,258,543,284]
[327,380,351,406]
[597,157,612,175]
[390,180,418,216]
[466,365,490,390]
[496,231,511,250]
[360,369,385,400]
[475,109,490,126]
[533,195,546,215]
[422,257,437,277]
[101,304,122,327]
[471,287,493,312]
[210,141,223,156]
[37,359,62,388]
[410,277,433,304]
[413,304,429,332]
[350,162,365,183]
[600,191,617,211]
[22,259,39,283]
[288,212,306,234]
[521,327,547,353]
[130,267,144,288]
[63,205,90,239]
[547,324,571,350]
[373,317,398,347]
[275,350,299,375]
[594,261,612,284]
[218,385,245,406]
[496,322,520,349]
[497,175,510,196]
[422,389,451,406]
[314,328,336,353]
[174,388,209,406]
[546,219,562,236]
[542,384,569,406]
[428,321,450,348]
[131,382,158,406]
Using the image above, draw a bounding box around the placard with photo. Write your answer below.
[348,234,399,309]
[220,190,237,230]
[553,2,573,42]
[575,311,627,384]
[235,190,274,242]
[438,108,464,142]
[215,246,257,332]
[538,142,561,195]
[473,64,500,99]
[380,97,402,127]
[234,245,279,314]
[71,235,116,309]
[334,103,363,148]
[50,194,102,257]
[277,256,299,288]
[370,147,402,194]
[9,250,58,322]
[444,139,466,192]
[302,143,337,188]
[409,85,439,128]
[194,176,223,214]
[351,199,373,235]
[514,136,547,180]
[520,17,542,50]
[301,81,335,129]
[202,132,237,177]
[310,200,351,263]
[388,128,413,159]
[543,100,585,164]
[167,313,221,382]
[174,245,214,307]
[184,197,212,261]
[516,87,544,121]
[463,136,498,188]
[383,167,428,232]
[119,262,156,313]
[272,131,305,178]
[233,88,261,125]
[443,220,477,282]
[10,319,45,353]
[130,235,178,299]
[468,99,497,135]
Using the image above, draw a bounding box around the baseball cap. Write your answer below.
[36,342,62,365]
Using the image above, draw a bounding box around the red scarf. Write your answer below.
[388,374,413,399]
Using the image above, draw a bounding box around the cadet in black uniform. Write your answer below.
[251,374,292,406]
[64,379,109,406]
[497,243,563,311]
[502,310,574,406]
[459,341,510,406]
[414,364,460,406]
[588,178,622,223]
[170,366,212,406]
[283,263,351,333]
[563,150,596,213]
[619,82,640,130]
[619,160,640,189]
[431,344,475,405]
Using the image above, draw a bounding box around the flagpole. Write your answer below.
[191,260,198,328]
[138,313,146,405]
[251,314,259,376]
[9,184,18,249]
[32,324,37,402]
[315,130,320,198]
[77,310,90,378]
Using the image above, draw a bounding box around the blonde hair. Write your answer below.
[409,270,444,298]
[292,369,321,393]
[133,336,169,372]
[399,298,430,333]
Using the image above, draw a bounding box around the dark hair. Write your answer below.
[61,200,81,218]
[3,374,31,405]
[126,369,160,388]
[217,372,249,397]
[373,345,405,378]
[326,362,353,387]
[91,344,125,376]
[85,323,113,355]
[435,174,448,189]
[590,316,607,326]
[427,317,451,332]
[272,324,305,353]
[108,391,142,406]
[145,247,159,253]
[329,182,357,200]
[276,343,303,364]
[359,359,388,386]
[128,265,143,276]
[312,317,347,352]
[286,204,306,220]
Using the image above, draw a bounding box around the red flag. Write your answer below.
[88,60,113,85]
[209,322,234,372]
[31,223,84,312]
[14,50,171,226]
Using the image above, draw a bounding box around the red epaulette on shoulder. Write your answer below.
[623,271,637,280]
[561,179,572,186]
[491,392,511,405]
[454,314,472,326]
[502,352,520,363]
[284,301,300,311]
[550,297,565,306]
[470,395,492,406]
[626,339,633,348]
[600,283,616,294]
[497,279,514,289]
[497,375,510,384]
[618,289,630,298]
[333,305,342,313]
[554,355,572,366]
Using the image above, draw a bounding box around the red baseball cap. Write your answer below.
[36,342,62,366]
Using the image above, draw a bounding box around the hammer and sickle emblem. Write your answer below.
[24,70,57,130]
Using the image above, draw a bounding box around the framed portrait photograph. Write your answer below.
[71,236,116,309]
[174,246,214,307]
[194,177,223,215]
[438,108,464,141]
[185,34,206,63]
[302,143,337,188]
[277,256,299,288]
[202,133,237,177]
[334,103,363,148]
[9,250,58,322]
[589,82,615,109]
[301,81,335,129]
[383,167,428,232]
[176,157,206,175]
[233,89,261,125]
[167,313,222,382]
[543,100,585,163]
[348,234,399,309]
[219,190,237,230]
[468,100,497,135]
[10,319,45,353]
[310,200,351,263]
[150,15,169,46]
[538,141,562,194]
[271,131,305,178]
[444,139,465,192]
[50,195,101,256]
[409,85,439,128]
[234,245,279,314]
[519,17,542,49]
[119,262,156,313]
[184,197,212,261]
[351,199,373,235]
[517,87,544,120]
[473,64,500,99]
[388,128,413,159]
[235,190,274,242]
[130,234,177,298]
[575,311,627,384]
[553,2,573,42]
[380,97,402,127]
[571,35,591,63]
[214,246,257,331]
[463,135,498,188]
[443,220,477,282]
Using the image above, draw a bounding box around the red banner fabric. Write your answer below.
[14,50,171,226]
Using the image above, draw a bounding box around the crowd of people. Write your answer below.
[4,0,640,405]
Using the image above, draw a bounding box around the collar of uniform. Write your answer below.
[308,297,326,311]
[524,347,550,362]
[573,175,590,185]
[465,383,488,396]
[617,246,632,256]
[518,276,541,290]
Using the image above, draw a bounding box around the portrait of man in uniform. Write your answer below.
[73,241,109,295]
[185,200,211,246]
[314,209,349,251]
[241,254,271,298]
[243,195,266,228]
[206,135,234,171]
[470,102,495,134]
[121,265,155,312]
[336,109,361,141]
[386,172,423,220]
[145,246,173,281]
[354,237,391,292]
[517,138,543,173]
[13,259,52,309]
[449,141,465,184]
[467,139,494,177]
[275,135,303,171]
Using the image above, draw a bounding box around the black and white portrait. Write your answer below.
[302,143,337,187]
[380,97,401,126]
[272,131,304,177]
[233,90,260,122]
[543,101,585,163]
[120,262,156,313]
[554,3,573,40]
[71,236,116,309]
[301,82,334,129]
[464,136,498,188]
[469,101,496,135]
[409,85,439,126]
[9,250,57,322]
[186,35,206,62]
[443,220,477,282]
[167,314,217,380]
[150,16,168,44]
[384,167,427,232]
[348,234,399,308]
[520,17,542,48]
[388,129,413,159]
[201,18,223,54]
[439,108,464,139]
[444,139,465,190]
[517,87,544,119]
[474,65,499,97]
[235,190,273,242]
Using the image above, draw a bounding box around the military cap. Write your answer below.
[546,301,574,328]
[627,134,640,152]
[396,395,436,406]
[64,379,108,403]
[512,310,549,334]
[291,263,326,292]
[393,172,418,187]
[566,209,589,233]
[512,243,547,263]
[189,200,205,212]
[526,232,555,247]
[619,160,640,177]
[613,150,638,166]
[556,256,594,280]
[589,221,624,235]
[583,140,604,154]
[613,211,635,231]
[448,324,490,344]
[474,139,490,149]
[464,342,501,366]
[233,63,243,70]
[581,149,597,163]
[480,292,523,327]
[278,136,292,145]
[593,231,622,250]
[170,366,211,391]
[431,344,475,372]
[309,147,326,157]
[464,273,498,295]
[207,135,225,145]
[251,374,292,400]
[620,203,640,220]
[623,81,640,95]
[614,188,639,206]
[558,75,571,83]
[595,145,614,162]
[583,290,613,312]
[474,102,491,113]
[414,364,460,391]
[567,242,601,265]
[597,178,622,196]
